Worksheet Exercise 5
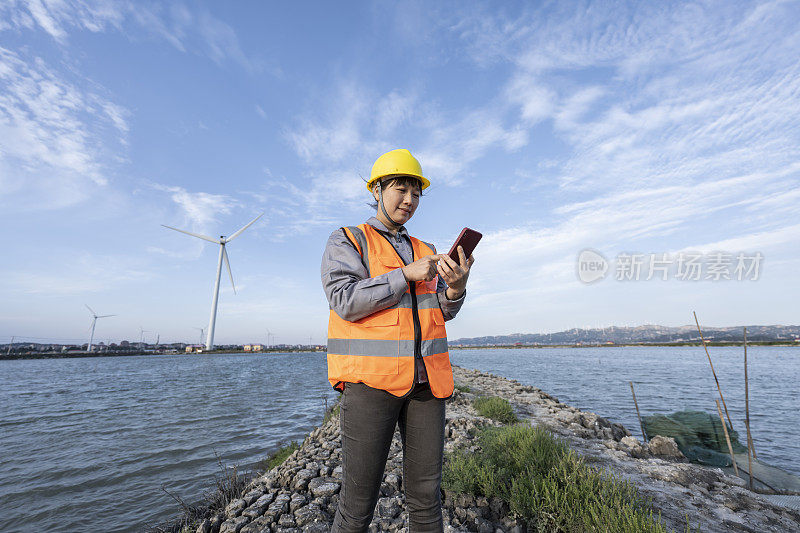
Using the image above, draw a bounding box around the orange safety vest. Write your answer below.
[327,223,454,399]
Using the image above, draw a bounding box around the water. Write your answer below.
[0,347,797,532]
[0,352,337,533]
[450,345,799,477]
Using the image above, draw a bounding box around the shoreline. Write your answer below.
[151,365,800,533]
[4,342,798,361]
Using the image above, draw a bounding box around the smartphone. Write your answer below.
[447,228,482,264]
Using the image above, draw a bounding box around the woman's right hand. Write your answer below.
[401,255,441,282]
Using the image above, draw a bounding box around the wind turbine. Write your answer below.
[139,327,149,348]
[194,327,205,346]
[163,213,263,350]
[86,305,115,353]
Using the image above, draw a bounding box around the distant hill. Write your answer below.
[450,324,800,346]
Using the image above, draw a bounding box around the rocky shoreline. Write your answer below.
[183,365,800,533]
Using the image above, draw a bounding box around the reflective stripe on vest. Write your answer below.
[327,223,453,399]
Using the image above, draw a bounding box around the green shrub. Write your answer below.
[454,383,471,393]
[473,396,519,424]
[444,424,670,532]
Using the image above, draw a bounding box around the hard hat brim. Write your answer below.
[366,173,430,192]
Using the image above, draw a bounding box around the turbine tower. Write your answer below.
[85,305,115,352]
[163,213,263,350]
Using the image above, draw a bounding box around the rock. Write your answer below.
[294,503,329,526]
[303,523,330,533]
[289,492,307,512]
[385,472,401,490]
[610,422,630,441]
[580,412,598,429]
[293,468,317,491]
[489,497,504,517]
[195,518,211,533]
[253,492,275,509]
[224,498,247,517]
[466,506,482,522]
[380,481,396,496]
[455,493,475,508]
[242,492,274,518]
[219,515,250,533]
[620,436,648,458]
[555,410,580,425]
[242,488,265,506]
[267,493,291,516]
[474,517,494,533]
[376,496,402,518]
[209,514,224,532]
[240,507,262,520]
[568,422,592,438]
[277,513,296,527]
[238,516,272,533]
[647,435,683,458]
[309,476,341,497]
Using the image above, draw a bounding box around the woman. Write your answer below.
[321,148,474,532]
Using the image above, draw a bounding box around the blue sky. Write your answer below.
[1,0,798,346]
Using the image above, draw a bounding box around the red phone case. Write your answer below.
[447,228,482,263]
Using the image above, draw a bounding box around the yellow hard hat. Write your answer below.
[366,148,430,191]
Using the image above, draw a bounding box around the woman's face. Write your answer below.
[374,178,420,224]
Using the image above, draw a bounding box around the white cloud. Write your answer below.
[0,46,128,209]
[153,184,238,231]
[1,0,260,71]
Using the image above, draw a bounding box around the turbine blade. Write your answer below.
[223,246,236,294]
[225,213,263,243]
[98,314,116,318]
[85,304,96,316]
[161,224,220,244]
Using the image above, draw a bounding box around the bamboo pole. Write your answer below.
[744,326,757,460]
[629,381,647,442]
[694,311,734,431]
[744,327,754,490]
[716,399,739,476]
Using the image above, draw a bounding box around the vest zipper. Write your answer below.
[376,232,423,363]
[409,284,422,361]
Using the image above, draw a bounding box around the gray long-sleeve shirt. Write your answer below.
[321,216,466,383]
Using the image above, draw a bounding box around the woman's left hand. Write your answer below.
[436,246,474,298]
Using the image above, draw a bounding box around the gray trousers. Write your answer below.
[331,381,446,533]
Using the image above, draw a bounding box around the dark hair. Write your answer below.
[366,176,424,211]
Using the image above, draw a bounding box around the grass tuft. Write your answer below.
[262,440,299,471]
[454,382,471,393]
[444,424,671,532]
[323,402,341,425]
[146,451,254,533]
[473,396,519,424]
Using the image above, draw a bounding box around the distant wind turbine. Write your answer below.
[139,327,149,348]
[162,213,263,350]
[194,327,205,346]
[86,305,115,353]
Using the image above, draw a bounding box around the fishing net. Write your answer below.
[642,410,748,467]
